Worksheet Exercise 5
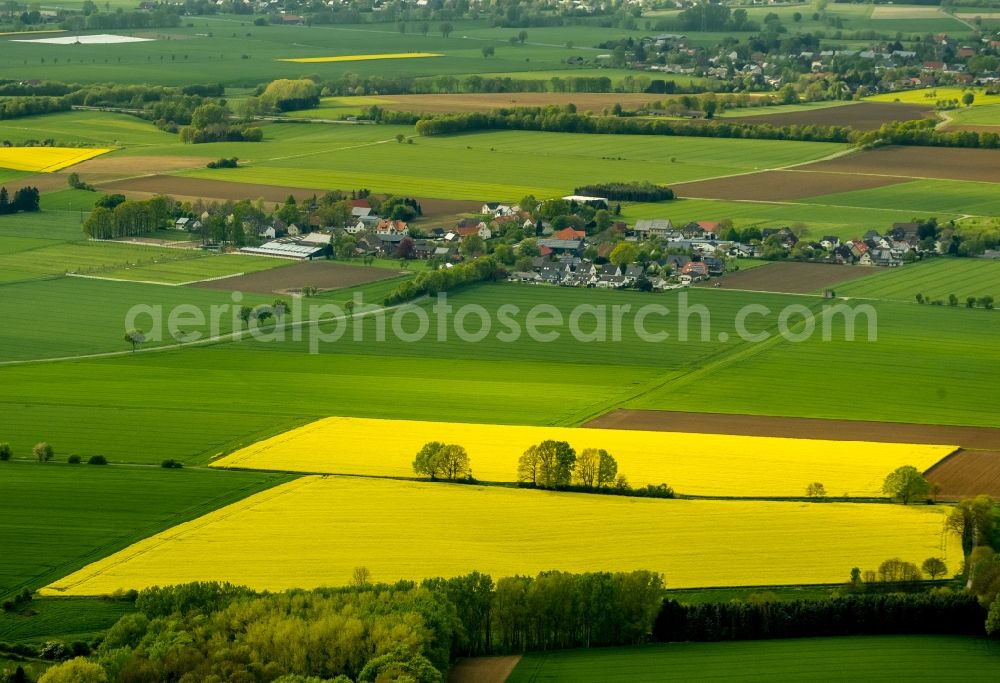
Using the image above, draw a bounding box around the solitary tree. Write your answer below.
[351,566,371,588]
[481,45,495,59]
[413,441,447,480]
[805,482,826,498]
[877,558,922,582]
[946,495,996,566]
[440,22,453,38]
[882,465,930,504]
[962,92,975,107]
[0,443,11,461]
[33,442,53,462]
[124,329,145,352]
[518,30,528,44]
[922,557,948,580]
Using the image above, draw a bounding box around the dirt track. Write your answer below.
[696,261,868,294]
[674,169,907,202]
[192,261,400,295]
[806,145,1000,184]
[926,449,1000,499]
[585,409,1000,449]
[447,656,521,683]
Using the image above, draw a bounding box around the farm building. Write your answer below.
[240,240,328,260]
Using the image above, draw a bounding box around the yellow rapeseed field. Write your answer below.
[279,53,444,63]
[42,476,959,596]
[0,146,111,172]
[213,417,954,497]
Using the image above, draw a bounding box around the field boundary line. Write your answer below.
[0,296,428,367]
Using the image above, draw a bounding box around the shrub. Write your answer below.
[33,442,53,462]
[160,459,184,469]
[67,455,81,464]
[87,455,108,465]
[0,443,11,461]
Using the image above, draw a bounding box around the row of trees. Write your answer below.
[916,293,995,309]
[383,256,506,305]
[0,186,39,214]
[0,96,70,120]
[857,119,1000,149]
[412,442,472,481]
[34,571,665,681]
[573,182,674,202]
[414,107,854,144]
[0,441,54,462]
[83,195,171,240]
[653,592,985,642]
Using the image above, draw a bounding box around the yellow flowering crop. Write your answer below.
[42,476,959,596]
[0,146,111,172]
[279,53,444,63]
[213,417,953,497]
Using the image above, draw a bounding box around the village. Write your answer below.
[165,191,962,293]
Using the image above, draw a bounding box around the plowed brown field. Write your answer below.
[192,260,401,294]
[724,101,933,131]
[926,449,1000,499]
[694,261,870,294]
[806,146,1000,183]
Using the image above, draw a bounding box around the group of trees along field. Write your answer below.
[82,195,170,240]
[29,571,664,682]
[0,186,39,214]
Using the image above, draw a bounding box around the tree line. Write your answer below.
[856,119,1000,149]
[82,195,170,239]
[383,256,506,306]
[0,96,70,120]
[0,186,39,214]
[30,571,664,682]
[413,107,854,144]
[574,182,674,202]
[653,592,985,642]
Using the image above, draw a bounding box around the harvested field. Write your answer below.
[695,261,869,294]
[367,92,670,114]
[448,656,521,683]
[724,102,932,131]
[415,197,483,221]
[586,410,1000,450]
[806,146,1000,184]
[191,260,400,294]
[673,169,908,202]
[955,12,1000,19]
[926,449,1000,500]
[102,175,321,203]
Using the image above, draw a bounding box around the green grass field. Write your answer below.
[630,294,1000,427]
[94,252,291,284]
[180,128,846,201]
[805,179,1000,218]
[944,103,1000,127]
[0,278,275,361]
[507,636,1000,682]
[0,597,135,646]
[837,258,1000,302]
[0,462,292,598]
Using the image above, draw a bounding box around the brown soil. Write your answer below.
[673,169,908,202]
[585,409,1000,449]
[695,261,869,294]
[447,656,521,683]
[926,449,1000,500]
[416,198,484,222]
[725,101,934,131]
[374,92,667,114]
[806,146,1000,184]
[191,260,401,295]
[101,175,321,204]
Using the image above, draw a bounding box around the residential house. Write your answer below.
[623,264,645,285]
[552,227,586,240]
[455,224,492,240]
[633,219,675,240]
[681,261,709,280]
[820,235,840,250]
[376,233,405,256]
[704,257,725,276]
[376,219,408,236]
[481,202,517,217]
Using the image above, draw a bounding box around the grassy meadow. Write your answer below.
[507,636,1000,682]
[837,258,1000,302]
[0,462,292,599]
[42,476,959,596]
